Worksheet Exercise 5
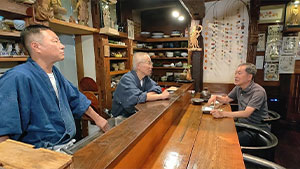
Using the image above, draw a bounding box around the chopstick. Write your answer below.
[213,100,216,109]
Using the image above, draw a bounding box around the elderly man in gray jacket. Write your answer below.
[111,52,170,119]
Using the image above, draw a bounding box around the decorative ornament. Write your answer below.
[76,0,89,25]
[189,24,202,51]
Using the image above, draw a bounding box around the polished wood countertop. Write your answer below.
[73,84,193,168]
[73,84,245,169]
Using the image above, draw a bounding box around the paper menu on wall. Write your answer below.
[256,56,264,69]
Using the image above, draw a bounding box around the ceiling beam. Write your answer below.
[179,0,205,20]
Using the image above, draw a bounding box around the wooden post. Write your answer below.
[190,20,203,92]
[75,35,84,83]
[246,0,261,64]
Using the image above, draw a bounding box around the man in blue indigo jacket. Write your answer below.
[111,52,170,118]
[0,25,109,149]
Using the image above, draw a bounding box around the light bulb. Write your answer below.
[172,11,179,18]
[178,16,185,21]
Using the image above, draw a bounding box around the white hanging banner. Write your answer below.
[127,19,134,40]
[202,0,249,83]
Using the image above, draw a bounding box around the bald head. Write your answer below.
[132,52,150,70]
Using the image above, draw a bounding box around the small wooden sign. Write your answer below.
[104,45,110,57]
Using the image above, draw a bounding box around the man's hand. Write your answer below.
[147,90,170,101]
[207,95,217,105]
[95,117,110,132]
[210,109,225,118]
[0,136,9,143]
[207,95,233,106]
[160,90,170,100]
[85,106,110,132]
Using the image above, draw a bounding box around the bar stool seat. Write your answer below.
[243,153,286,169]
[235,122,278,161]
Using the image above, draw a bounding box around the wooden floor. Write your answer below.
[273,120,300,169]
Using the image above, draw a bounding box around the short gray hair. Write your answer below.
[238,63,257,80]
[21,24,52,55]
[132,52,149,70]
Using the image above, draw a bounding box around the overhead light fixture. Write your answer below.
[178,16,185,21]
[295,0,300,4]
[172,11,179,18]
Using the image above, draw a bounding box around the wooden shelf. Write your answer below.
[105,57,128,60]
[0,57,28,62]
[284,27,300,33]
[151,57,188,60]
[136,37,188,42]
[153,67,184,70]
[134,48,188,51]
[110,69,130,76]
[108,43,128,48]
[0,0,32,18]
[0,30,21,37]
[100,27,128,38]
[48,19,99,35]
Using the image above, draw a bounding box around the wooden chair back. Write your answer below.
[79,77,98,92]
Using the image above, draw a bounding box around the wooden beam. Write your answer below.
[75,35,84,83]
[246,0,260,63]
[179,0,205,20]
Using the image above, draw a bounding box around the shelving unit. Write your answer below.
[48,19,99,35]
[151,57,188,60]
[0,30,21,37]
[109,69,130,76]
[95,33,133,109]
[107,57,128,60]
[0,57,28,62]
[134,48,188,51]
[152,67,185,70]
[108,43,128,48]
[0,0,32,19]
[134,37,190,86]
[0,1,32,69]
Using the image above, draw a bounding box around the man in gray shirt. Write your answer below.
[207,63,269,146]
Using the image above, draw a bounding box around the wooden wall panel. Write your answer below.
[203,83,235,95]
[295,60,300,74]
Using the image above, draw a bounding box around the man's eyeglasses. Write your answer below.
[141,61,153,65]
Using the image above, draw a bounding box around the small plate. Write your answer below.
[202,106,214,114]
[191,98,204,105]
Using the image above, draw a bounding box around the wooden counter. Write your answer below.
[73,84,245,169]
[0,139,73,169]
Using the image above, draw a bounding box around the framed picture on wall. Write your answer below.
[259,5,285,24]
[285,1,300,28]
[257,33,266,51]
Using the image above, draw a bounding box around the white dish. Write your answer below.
[141,32,150,34]
[152,32,164,36]
[151,35,163,39]
[171,34,180,37]
[156,44,163,48]
[181,52,188,57]
[148,52,155,56]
